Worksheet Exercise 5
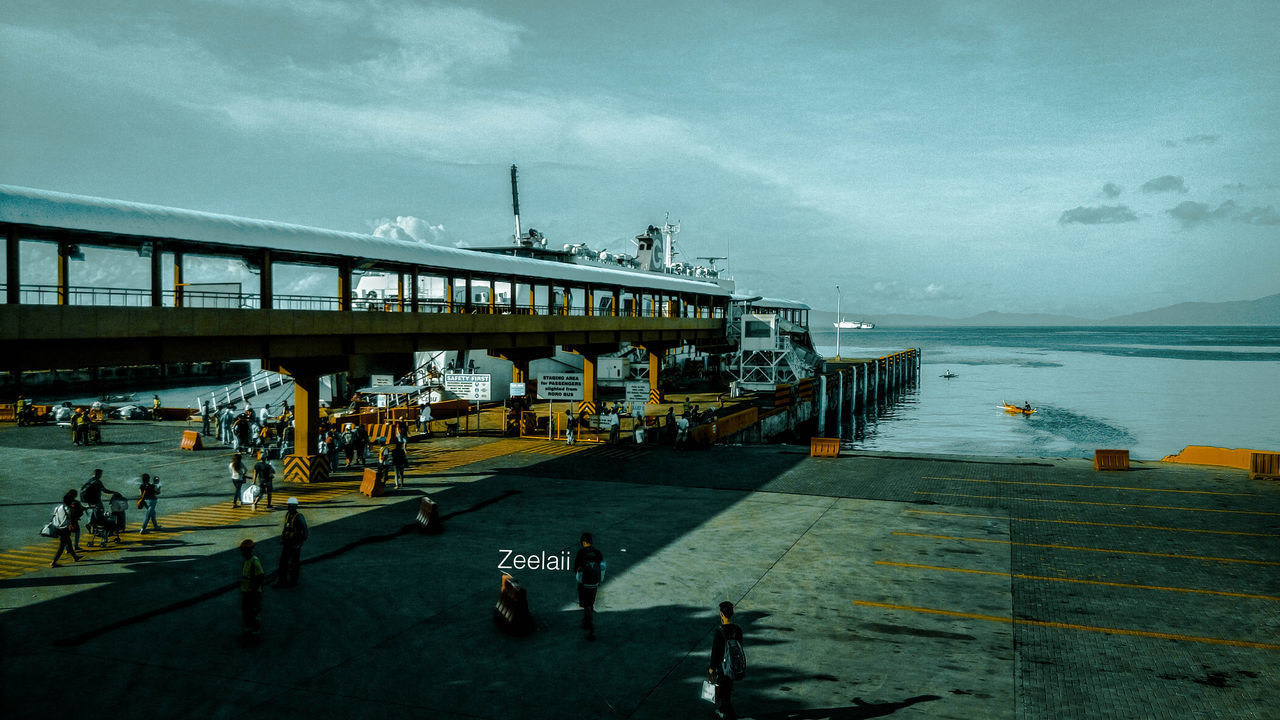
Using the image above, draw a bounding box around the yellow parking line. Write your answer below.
[904,509,1280,537]
[891,531,1280,566]
[852,600,1280,651]
[921,475,1256,497]
[875,560,1280,602]
[913,491,1280,516]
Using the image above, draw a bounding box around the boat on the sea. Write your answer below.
[1002,402,1035,415]
[834,319,874,330]
[940,371,958,379]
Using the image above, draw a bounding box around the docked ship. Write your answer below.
[834,319,874,330]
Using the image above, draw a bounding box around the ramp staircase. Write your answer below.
[196,370,293,411]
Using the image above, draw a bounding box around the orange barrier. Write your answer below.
[1250,452,1280,480]
[179,430,203,451]
[493,573,534,636]
[415,496,443,534]
[1162,445,1269,470]
[810,437,841,458]
[0,404,15,422]
[359,467,385,497]
[1094,449,1130,471]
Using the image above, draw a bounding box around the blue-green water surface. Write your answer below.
[814,326,1280,460]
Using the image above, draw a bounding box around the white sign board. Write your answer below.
[538,373,584,401]
[625,382,650,403]
[444,373,492,402]
[376,394,388,408]
[509,382,526,397]
[370,374,394,387]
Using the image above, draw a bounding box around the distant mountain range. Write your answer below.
[812,292,1280,327]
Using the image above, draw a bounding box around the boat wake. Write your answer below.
[1016,405,1136,453]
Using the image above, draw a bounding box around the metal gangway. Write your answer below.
[196,370,293,411]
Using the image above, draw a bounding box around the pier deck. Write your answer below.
[1,423,1276,718]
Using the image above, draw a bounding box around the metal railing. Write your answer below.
[1,284,725,319]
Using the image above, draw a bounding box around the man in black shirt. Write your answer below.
[708,600,743,719]
[573,532,605,641]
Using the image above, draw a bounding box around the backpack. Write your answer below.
[343,430,355,445]
[720,627,746,680]
[579,556,602,587]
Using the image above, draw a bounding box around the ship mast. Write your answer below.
[510,164,521,244]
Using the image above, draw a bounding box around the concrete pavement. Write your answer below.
[1,422,1277,718]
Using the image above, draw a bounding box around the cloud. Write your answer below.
[866,280,963,302]
[1058,205,1138,225]
[372,216,450,245]
[1141,175,1188,194]
[1166,200,1280,229]
[1101,182,1121,198]
[1162,134,1220,147]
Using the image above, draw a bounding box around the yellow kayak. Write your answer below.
[1002,402,1035,415]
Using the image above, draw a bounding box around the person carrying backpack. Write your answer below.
[573,532,606,641]
[708,600,745,719]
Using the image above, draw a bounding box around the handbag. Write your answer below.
[40,522,57,538]
[700,679,717,703]
[137,496,146,509]
[241,484,261,504]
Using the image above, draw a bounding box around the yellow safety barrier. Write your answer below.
[1094,449,1130,471]
[810,437,841,458]
[1250,452,1280,481]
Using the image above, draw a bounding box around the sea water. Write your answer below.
[814,326,1280,460]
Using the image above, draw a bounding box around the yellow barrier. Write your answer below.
[179,430,203,451]
[810,437,840,458]
[1094,449,1130,471]
[1250,452,1280,480]
[1162,446,1267,470]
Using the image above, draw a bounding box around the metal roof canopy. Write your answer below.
[0,185,732,296]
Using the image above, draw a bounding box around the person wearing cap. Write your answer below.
[573,531,606,641]
[239,539,265,637]
[276,498,308,588]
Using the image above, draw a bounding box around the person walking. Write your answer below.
[341,425,357,467]
[49,490,82,567]
[252,457,275,510]
[201,401,212,436]
[573,532,606,641]
[151,394,161,420]
[229,453,247,508]
[354,424,370,465]
[418,402,433,436]
[137,474,161,532]
[391,442,408,489]
[565,408,576,445]
[708,601,745,719]
[238,539,265,639]
[276,498,309,588]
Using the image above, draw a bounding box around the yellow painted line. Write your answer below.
[852,600,1280,651]
[914,491,1280,517]
[904,509,1280,538]
[921,475,1256,497]
[891,531,1280,566]
[875,561,1280,602]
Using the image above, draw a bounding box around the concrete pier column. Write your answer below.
[581,355,598,416]
[283,372,329,484]
[5,229,19,305]
[835,370,843,439]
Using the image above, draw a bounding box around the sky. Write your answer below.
[2,0,1278,318]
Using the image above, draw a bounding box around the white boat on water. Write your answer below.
[834,319,874,330]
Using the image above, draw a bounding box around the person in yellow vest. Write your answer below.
[15,395,27,426]
[151,394,161,420]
